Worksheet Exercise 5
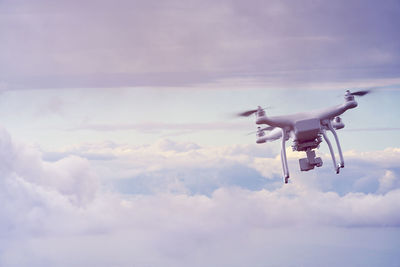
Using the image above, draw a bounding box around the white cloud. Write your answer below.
[2,186,400,266]
[0,128,399,266]
[378,170,399,194]
[344,148,400,168]
[43,139,400,195]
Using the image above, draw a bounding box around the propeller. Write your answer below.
[237,106,271,117]
[350,90,371,96]
[246,126,275,135]
[238,109,258,117]
[260,126,275,131]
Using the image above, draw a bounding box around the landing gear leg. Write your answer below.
[327,121,344,168]
[321,129,340,174]
[281,130,290,183]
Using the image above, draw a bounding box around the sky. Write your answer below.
[0,0,400,266]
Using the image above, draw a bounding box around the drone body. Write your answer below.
[241,90,368,183]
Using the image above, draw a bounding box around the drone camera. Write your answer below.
[299,158,314,171]
[299,150,323,171]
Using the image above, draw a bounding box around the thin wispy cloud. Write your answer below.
[68,121,250,132]
[345,127,400,132]
[1,0,399,89]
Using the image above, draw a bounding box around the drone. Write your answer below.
[238,90,370,183]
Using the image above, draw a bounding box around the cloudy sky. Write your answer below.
[1,0,400,266]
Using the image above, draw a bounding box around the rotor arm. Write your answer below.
[321,129,340,174]
[317,100,358,121]
[326,120,344,168]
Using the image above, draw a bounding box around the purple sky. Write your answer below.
[1,1,400,266]
[1,0,399,88]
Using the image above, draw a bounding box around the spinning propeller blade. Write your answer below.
[237,109,258,117]
[261,126,275,131]
[237,106,271,117]
[350,90,371,96]
[246,126,275,135]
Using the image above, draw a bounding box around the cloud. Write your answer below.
[68,121,400,137]
[1,0,399,88]
[0,128,400,266]
[378,170,399,194]
[68,121,250,133]
[41,137,400,196]
[2,186,400,266]
[0,127,99,236]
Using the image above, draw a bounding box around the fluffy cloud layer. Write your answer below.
[43,138,400,195]
[1,128,400,266]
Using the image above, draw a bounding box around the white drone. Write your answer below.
[239,90,370,183]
